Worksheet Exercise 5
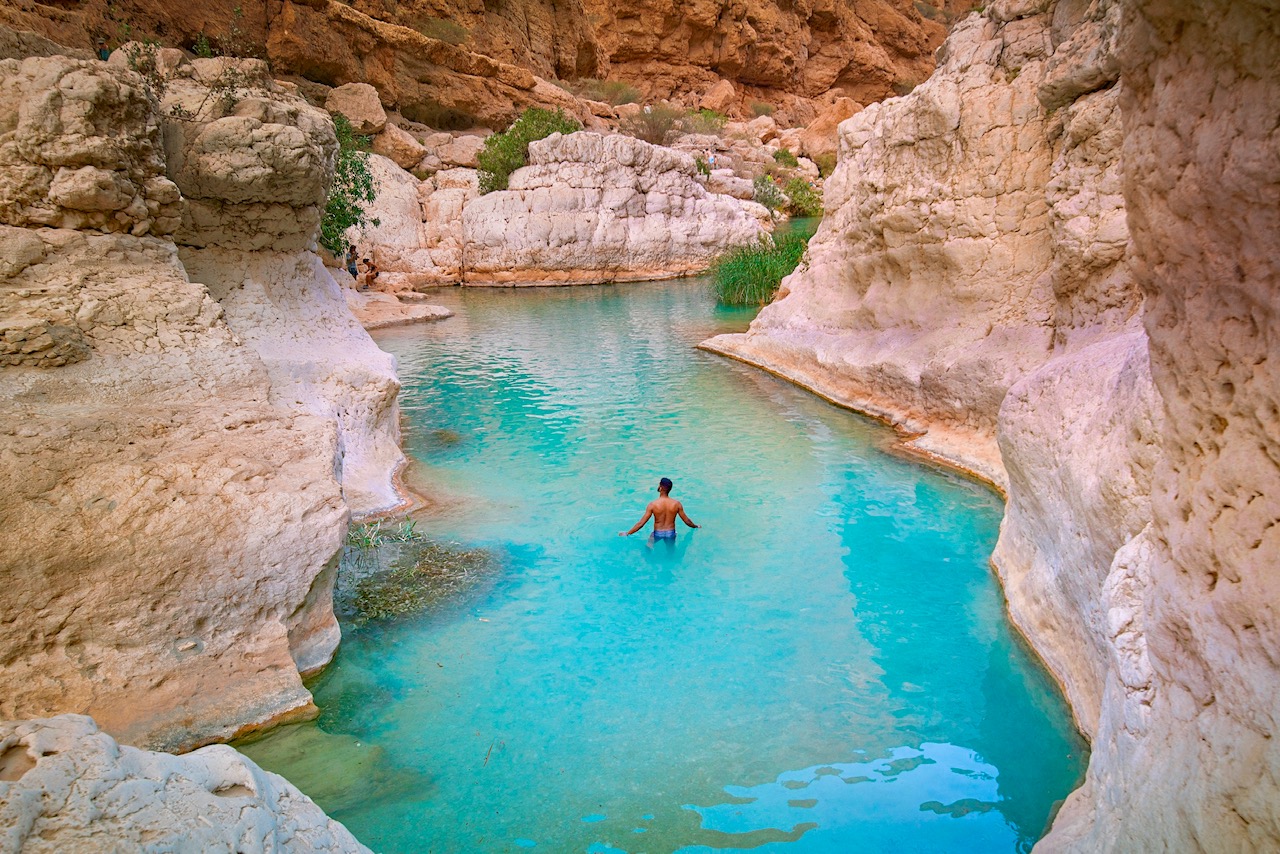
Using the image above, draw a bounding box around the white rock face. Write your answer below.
[353,133,764,288]
[462,132,764,285]
[0,53,401,751]
[0,715,369,853]
[704,0,1280,850]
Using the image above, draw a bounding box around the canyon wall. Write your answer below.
[705,0,1279,848]
[0,0,960,128]
[0,52,399,751]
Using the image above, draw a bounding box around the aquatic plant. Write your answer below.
[320,113,379,255]
[783,177,823,217]
[349,540,498,626]
[711,233,809,306]
[477,107,582,193]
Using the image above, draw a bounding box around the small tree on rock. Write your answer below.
[320,112,379,256]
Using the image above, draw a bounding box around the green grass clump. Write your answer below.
[477,107,582,194]
[750,101,775,117]
[783,177,823,217]
[712,234,809,306]
[772,148,799,168]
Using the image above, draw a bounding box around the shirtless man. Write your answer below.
[619,477,699,540]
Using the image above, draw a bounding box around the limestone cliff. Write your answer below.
[705,0,1279,848]
[0,715,370,852]
[354,132,764,288]
[0,52,400,750]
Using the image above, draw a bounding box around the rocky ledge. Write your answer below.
[0,715,369,852]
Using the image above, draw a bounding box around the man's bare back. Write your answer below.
[620,477,699,538]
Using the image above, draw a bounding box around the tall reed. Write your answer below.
[711,234,809,306]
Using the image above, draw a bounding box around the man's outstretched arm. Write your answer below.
[620,506,654,536]
[677,505,700,529]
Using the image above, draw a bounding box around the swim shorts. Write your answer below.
[652,529,676,540]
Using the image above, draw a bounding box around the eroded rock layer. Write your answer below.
[704,0,1280,848]
[0,53,400,750]
[0,0,961,127]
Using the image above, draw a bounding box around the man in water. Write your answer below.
[619,477,700,540]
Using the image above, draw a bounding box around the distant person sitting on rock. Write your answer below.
[96,40,111,61]
[619,477,699,541]
[358,256,378,290]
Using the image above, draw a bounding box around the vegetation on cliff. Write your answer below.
[320,113,378,255]
[711,234,809,306]
[477,107,582,193]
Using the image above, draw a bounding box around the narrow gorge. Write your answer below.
[1,0,1276,851]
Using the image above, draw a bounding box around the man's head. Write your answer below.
[658,477,673,495]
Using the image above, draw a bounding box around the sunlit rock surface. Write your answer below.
[0,53,398,750]
[0,715,369,853]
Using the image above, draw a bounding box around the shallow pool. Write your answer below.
[240,277,1086,853]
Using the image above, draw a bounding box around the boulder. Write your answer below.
[0,715,369,852]
[324,82,387,134]
[745,114,779,142]
[700,79,737,114]
[373,123,429,170]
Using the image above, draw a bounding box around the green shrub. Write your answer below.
[694,156,711,176]
[772,148,799,168]
[813,153,837,177]
[750,101,775,117]
[684,108,727,134]
[320,113,379,255]
[477,107,581,193]
[712,234,809,306]
[752,174,786,218]
[783,177,823,217]
[619,104,686,145]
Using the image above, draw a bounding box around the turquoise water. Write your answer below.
[241,277,1086,853]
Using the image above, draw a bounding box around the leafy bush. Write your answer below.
[750,101,775,117]
[694,156,711,176]
[477,107,581,193]
[783,177,823,217]
[772,148,799,168]
[712,234,809,306]
[320,113,378,255]
[619,104,686,145]
[752,175,786,218]
[813,153,837,177]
